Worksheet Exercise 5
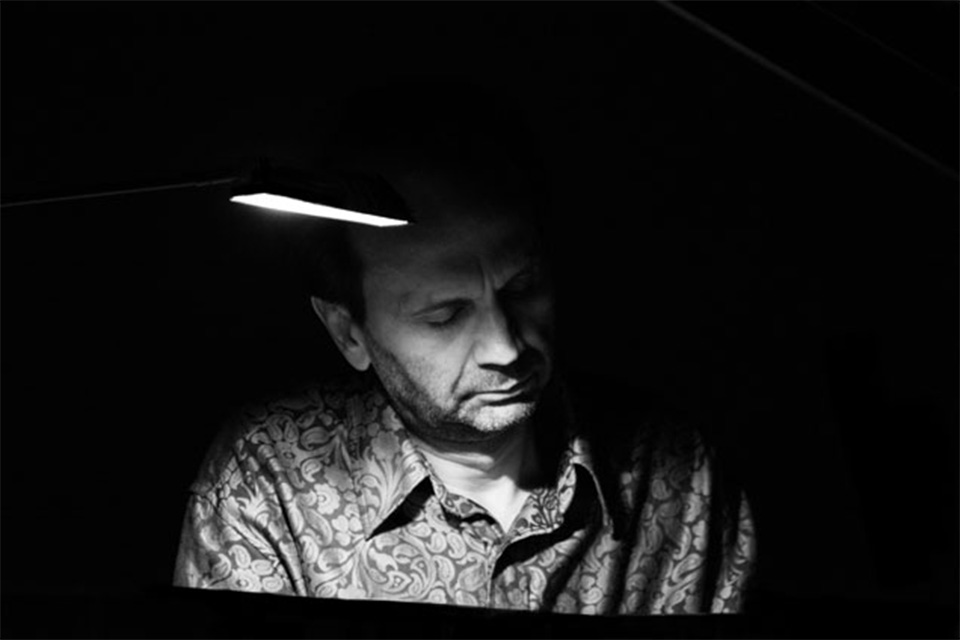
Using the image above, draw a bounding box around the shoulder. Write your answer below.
[190,373,383,496]
[561,371,746,530]
[559,371,725,506]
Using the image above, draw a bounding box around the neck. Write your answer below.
[408,423,542,530]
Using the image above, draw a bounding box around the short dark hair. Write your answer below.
[300,220,367,322]
[300,79,550,325]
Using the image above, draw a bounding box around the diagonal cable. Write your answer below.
[656,0,958,182]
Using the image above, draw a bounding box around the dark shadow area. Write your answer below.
[1,587,957,639]
[2,2,956,637]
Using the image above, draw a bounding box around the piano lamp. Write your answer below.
[0,159,412,228]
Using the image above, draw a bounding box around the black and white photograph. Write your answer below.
[1,1,957,637]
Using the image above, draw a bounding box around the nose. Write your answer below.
[472,302,522,369]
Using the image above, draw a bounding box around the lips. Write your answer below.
[471,374,538,402]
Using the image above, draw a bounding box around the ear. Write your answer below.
[310,296,371,372]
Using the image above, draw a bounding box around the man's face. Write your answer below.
[351,180,555,445]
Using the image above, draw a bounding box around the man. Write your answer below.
[173,83,756,613]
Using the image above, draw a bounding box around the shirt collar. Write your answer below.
[344,381,431,539]
[545,378,627,536]
[345,375,626,540]
[558,432,616,528]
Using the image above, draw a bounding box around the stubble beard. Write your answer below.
[364,335,540,446]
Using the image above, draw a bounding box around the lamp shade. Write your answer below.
[229,161,411,228]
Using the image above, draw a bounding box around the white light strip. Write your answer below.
[230,192,408,227]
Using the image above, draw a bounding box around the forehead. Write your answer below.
[353,208,540,307]
[346,159,544,301]
[358,208,538,276]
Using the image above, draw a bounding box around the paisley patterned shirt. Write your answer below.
[174,374,755,614]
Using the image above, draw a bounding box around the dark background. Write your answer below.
[2,1,957,637]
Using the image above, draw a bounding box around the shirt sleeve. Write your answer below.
[173,489,300,596]
[709,491,757,613]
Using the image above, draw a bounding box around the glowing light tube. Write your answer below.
[230,192,408,227]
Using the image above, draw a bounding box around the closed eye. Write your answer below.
[421,303,469,329]
[500,264,544,298]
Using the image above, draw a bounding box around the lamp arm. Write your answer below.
[0,176,238,209]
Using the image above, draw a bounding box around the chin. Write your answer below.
[465,400,538,433]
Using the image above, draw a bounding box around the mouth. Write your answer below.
[470,375,539,404]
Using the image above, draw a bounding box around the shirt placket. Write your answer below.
[434,487,504,607]
[465,516,507,607]
[430,465,583,611]
[492,488,560,610]
[493,464,588,611]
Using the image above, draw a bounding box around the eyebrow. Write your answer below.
[409,297,473,317]
[404,258,544,317]
[503,259,542,283]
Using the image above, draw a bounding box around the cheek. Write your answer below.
[405,346,459,382]
[369,321,473,391]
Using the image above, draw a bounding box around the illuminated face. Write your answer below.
[352,194,555,445]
